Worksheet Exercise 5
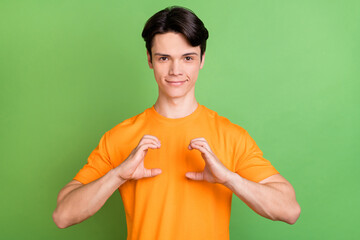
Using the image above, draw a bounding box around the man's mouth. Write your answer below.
[165,80,187,86]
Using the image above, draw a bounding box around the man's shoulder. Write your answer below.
[107,107,150,136]
[202,105,247,135]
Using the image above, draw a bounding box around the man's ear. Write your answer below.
[147,50,153,69]
[200,52,206,69]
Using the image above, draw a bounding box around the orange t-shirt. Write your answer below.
[73,103,279,240]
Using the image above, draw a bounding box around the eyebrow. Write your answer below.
[154,52,198,56]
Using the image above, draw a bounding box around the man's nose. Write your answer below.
[169,60,182,75]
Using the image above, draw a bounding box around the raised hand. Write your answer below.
[117,135,162,181]
[186,137,233,184]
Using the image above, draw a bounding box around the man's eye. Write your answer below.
[185,56,193,61]
[159,57,168,61]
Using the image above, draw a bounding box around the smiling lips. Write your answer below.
[165,80,187,86]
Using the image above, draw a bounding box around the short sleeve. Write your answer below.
[73,131,114,184]
[234,130,279,183]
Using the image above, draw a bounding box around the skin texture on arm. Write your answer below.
[185,138,301,224]
[52,170,125,229]
[52,135,162,229]
[225,173,301,224]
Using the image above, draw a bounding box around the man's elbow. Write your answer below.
[52,209,69,229]
[285,203,301,225]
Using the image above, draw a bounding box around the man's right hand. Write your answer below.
[116,134,162,181]
[53,135,162,229]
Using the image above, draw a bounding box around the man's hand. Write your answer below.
[117,135,162,181]
[185,137,233,185]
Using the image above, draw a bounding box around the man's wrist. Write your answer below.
[222,171,244,190]
[109,167,127,186]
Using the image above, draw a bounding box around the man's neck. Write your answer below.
[154,95,199,119]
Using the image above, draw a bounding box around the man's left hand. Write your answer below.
[186,137,233,185]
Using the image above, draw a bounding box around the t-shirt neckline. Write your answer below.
[148,103,203,125]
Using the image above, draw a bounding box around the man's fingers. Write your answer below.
[139,139,161,148]
[188,142,209,154]
[137,143,160,156]
[185,171,204,181]
[190,137,207,142]
[188,140,211,152]
[132,143,160,161]
[189,138,208,146]
[143,168,162,178]
[151,168,162,177]
[140,135,161,145]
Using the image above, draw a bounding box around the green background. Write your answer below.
[1,0,359,239]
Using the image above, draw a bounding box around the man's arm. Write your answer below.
[53,135,162,228]
[186,138,301,225]
[52,169,125,229]
[224,173,300,224]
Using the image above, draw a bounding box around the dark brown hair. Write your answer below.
[141,6,209,62]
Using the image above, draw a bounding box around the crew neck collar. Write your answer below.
[148,103,203,125]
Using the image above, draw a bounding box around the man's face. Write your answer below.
[147,32,205,100]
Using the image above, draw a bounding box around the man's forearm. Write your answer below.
[53,168,126,228]
[223,172,300,224]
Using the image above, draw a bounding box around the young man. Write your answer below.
[53,6,300,239]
